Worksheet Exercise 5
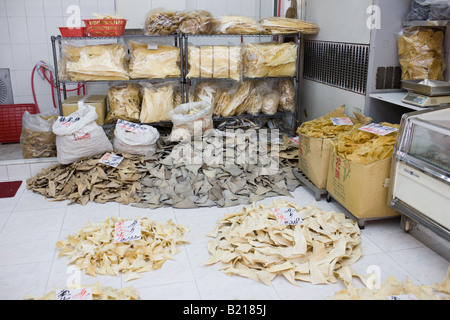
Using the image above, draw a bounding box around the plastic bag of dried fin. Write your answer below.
[26,129,300,209]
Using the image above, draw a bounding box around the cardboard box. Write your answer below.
[326,149,398,219]
[297,106,371,190]
[298,134,333,189]
[62,95,107,125]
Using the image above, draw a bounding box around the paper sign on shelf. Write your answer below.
[273,207,304,225]
[330,117,353,126]
[114,219,142,243]
[56,288,93,300]
[98,153,124,168]
[358,123,398,136]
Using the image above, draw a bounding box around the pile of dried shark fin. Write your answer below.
[26,152,145,206]
[56,217,189,282]
[133,130,301,209]
[330,266,450,300]
[206,199,361,286]
[26,129,300,209]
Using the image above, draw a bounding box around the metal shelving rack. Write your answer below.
[182,32,302,135]
[50,34,185,117]
[50,32,303,135]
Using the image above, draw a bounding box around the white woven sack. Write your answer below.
[53,104,112,164]
[113,119,160,156]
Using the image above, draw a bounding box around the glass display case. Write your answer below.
[389,106,450,240]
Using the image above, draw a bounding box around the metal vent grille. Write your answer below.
[303,40,369,95]
[0,69,13,105]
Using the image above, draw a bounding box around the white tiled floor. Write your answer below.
[0,181,449,300]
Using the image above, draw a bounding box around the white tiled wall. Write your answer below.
[0,0,115,115]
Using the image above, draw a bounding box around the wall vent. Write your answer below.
[0,69,14,105]
[376,66,402,90]
[303,40,369,95]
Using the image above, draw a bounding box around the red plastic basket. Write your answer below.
[59,27,88,37]
[83,19,127,36]
[0,104,38,143]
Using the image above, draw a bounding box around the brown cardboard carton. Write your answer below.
[298,134,333,189]
[326,149,398,219]
[62,94,107,125]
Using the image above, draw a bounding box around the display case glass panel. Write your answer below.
[408,119,450,173]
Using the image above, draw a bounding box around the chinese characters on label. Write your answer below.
[273,207,304,225]
[330,117,353,126]
[358,123,398,136]
[98,153,124,168]
[114,219,142,243]
[56,288,93,300]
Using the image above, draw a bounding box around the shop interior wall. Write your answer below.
[298,0,372,122]
[0,0,116,116]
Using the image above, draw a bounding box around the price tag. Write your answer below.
[358,123,398,136]
[56,288,93,300]
[289,137,299,145]
[116,119,150,133]
[114,219,141,243]
[387,294,418,300]
[147,44,158,50]
[98,153,124,168]
[330,117,353,126]
[73,130,91,141]
[273,207,304,225]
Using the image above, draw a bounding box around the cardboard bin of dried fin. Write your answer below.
[56,217,189,282]
[206,199,361,286]
[333,122,400,165]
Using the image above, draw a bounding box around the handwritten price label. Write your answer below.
[330,117,353,126]
[358,123,398,136]
[116,119,150,133]
[273,207,304,226]
[289,136,299,145]
[114,219,141,243]
[98,153,124,168]
[56,288,93,300]
[73,130,91,141]
[57,116,80,127]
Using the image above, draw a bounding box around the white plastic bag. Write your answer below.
[113,119,160,156]
[20,112,57,159]
[169,101,212,141]
[53,104,112,164]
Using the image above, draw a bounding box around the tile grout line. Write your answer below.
[172,207,204,300]
[44,203,69,295]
